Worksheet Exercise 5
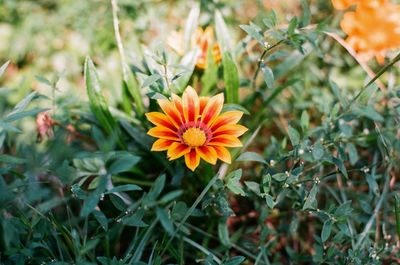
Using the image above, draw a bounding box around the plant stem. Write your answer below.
[110,0,128,81]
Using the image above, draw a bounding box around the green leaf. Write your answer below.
[218,219,231,247]
[146,174,166,202]
[287,16,298,36]
[312,142,324,160]
[160,190,183,204]
[223,256,245,265]
[0,61,10,79]
[105,184,142,194]
[92,210,108,231]
[321,219,333,242]
[81,175,107,216]
[351,106,384,122]
[239,24,264,46]
[347,142,358,165]
[236,152,266,164]
[171,201,187,220]
[172,50,198,93]
[265,194,274,209]
[85,56,116,135]
[3,108,49,123]
[244,181,260,195]
[123,63,144,118]
[35,75,52,86]
[300,110,309,132]
[0,154,26,165]
[333,157,348,178]
[288,126,300,146]
[222,51,239,104]
[330,81,348,108]
[107,152,140,174]
[123,208,148,227]
[261,64,274,89]
[222,104,250,115]
[156,206,174,234]
[141,74,162,88]
[272,173,286,182]
[302,184,318,210]
[225,169,245,196]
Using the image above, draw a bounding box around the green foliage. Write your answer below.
[1,0,400,264]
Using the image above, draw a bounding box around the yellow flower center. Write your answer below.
[182,128,206,147]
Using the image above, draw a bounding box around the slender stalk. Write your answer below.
[110,0,128,81]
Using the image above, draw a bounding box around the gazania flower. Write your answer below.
[339,0,400,64]
[146,86,247,171]
[167,26,222,69]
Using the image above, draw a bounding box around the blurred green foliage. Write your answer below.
[1,0,400,264]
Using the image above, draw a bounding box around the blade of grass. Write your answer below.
[395,195,400,242]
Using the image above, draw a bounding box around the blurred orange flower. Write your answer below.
[146,86,247,171]
[338,0,400,64]
[167,26,222,69]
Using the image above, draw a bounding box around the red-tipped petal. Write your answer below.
[184,149,200,171]
[167,142,191,160]
[182,86,200,122]
[210,111,243,131]
[213,124,248,137]
[201,93,224,126]
[151,139,175,151]
[199,97,209,114]
[212,146,231,164]
[171,93,185,122]
[208,135,243,147]
[147,126,180,141]
[145,112,177,132]
[157,99,183,128]
[196,146,217,165]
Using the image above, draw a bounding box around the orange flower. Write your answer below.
[340,0,400,64]
[146,86,247,171]
[167,26,222,69]
[191,26,222,69]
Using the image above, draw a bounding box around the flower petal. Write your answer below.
[151,139,175,151]
[199,96,209,114]
[171,93,185,122]
[212,146,231,164]
[147,126,180,141]
[213,124,248,137]
[157,99,183,128]
[196,146,217,165]
[201,93,224,126]
[184,149,200,171]
[208,135,243,147]
[182,86,200,122]
[167,142,191,160]
[210,111,243,131]
[145,112,177,132]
